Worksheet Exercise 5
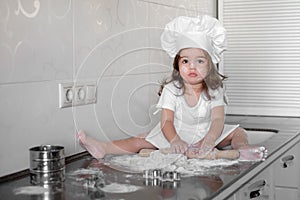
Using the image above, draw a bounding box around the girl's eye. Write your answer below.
[197,59,204,64]
[181,59,189,64]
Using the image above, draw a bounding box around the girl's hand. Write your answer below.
[188,137,215,158]
[186,147,219,159]
[170,138,188,154]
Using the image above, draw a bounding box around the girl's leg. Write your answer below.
[217,127,268,161]
[217,127,249,149]
[77,130,156,159]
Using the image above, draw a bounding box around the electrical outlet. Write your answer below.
[59,82,97,108]
[59,82,74,108]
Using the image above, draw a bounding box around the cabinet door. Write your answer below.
[273,142,299,188]
[275,187,299,200]
[235,167,274,200]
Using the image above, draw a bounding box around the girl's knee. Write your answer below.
[217,127,247,148]
[234,127,247,137]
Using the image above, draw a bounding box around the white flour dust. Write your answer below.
[14,186,49,195]
[100,183,141,193]
[108,150,238,175]
[67,168,140,193]
[67,168,105,187]
[68,168,103,176]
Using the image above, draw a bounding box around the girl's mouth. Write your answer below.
[188,72,197,77]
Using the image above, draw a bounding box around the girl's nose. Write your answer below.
[189,61,196,69]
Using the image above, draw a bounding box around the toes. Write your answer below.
[254,147,268,160]
[76,130,85,140]
[262,149,268,160]
[259,146,266,152]
[256,147,268,161]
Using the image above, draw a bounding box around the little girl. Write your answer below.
[77,15,267,161]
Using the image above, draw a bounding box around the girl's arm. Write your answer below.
[205,105,225,145]
[160,108,188,153]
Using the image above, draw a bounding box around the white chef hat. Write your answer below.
[161,15,227,64]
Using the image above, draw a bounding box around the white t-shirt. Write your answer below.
[146,82,238,148]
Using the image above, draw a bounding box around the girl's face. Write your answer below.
[178,48,210,86]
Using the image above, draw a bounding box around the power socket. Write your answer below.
[59,82,97,108]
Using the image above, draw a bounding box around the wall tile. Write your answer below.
[0,81,74,175]
[73,0,150,79]
[139,0,212,14]
[74,75,162,142]
[0,0,73,84]
[0,0,215,176]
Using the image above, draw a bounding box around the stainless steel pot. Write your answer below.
[29,145,65,184]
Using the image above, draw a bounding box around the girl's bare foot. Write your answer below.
[76,130,107,159]
[238,146,268,161]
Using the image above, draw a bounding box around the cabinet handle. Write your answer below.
[248,179,266,190]
[281,155,294,168]
[247,180,266,199]
[249,190,261,199]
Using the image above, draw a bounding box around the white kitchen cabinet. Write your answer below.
[235,166,274,200]
[225,140,300,200]
[273,141,300,199]
[275,187,298,200]
[234,141,300,200]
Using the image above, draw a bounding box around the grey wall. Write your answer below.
[0,0,216,176]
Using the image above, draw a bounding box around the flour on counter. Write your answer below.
[100,183,141,193]
[68,168,103,176]
[108,150,238,175]
[14,186,49,195]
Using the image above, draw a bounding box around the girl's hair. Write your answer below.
[158,49,227,100]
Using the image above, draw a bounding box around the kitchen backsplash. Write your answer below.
[0,0,215,176]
